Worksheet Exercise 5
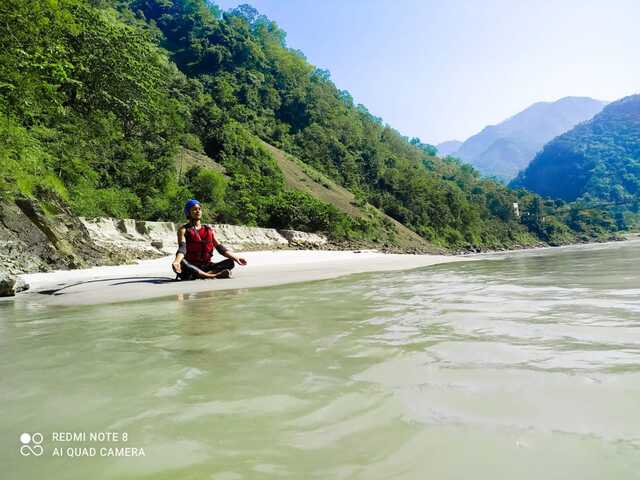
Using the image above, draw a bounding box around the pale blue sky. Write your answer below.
[215,0,639,144]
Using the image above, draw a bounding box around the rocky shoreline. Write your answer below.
[0,198,125,275]
[0,196,331,294]
[0,196,633,296]
[78,216,330,257]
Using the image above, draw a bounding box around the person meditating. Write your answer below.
[172,199,247,280]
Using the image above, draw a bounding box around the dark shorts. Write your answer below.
[177,258,235,280]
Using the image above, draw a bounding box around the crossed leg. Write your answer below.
[178,258,235,280]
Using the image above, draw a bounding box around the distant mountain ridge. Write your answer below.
[436,140,462,157]
[450,96,607,180]
[510,94,640,206]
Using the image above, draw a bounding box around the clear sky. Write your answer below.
[214,0,640,144]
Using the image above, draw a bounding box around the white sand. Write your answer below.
[17,250,475,306]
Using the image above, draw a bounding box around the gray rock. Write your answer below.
[1,196,114,275]
[278,229,328,246]
[0,274,29,296]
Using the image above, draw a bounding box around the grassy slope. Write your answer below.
[261,142,439,252]
[175,148,226,176]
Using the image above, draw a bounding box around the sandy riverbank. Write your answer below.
[14,250,475,307]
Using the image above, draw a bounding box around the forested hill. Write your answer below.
[511,95,640,225]
[0,0,620,254]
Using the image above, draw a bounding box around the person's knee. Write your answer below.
[179,260,198,280]
[224,259,235,270]
[176,269,192,281]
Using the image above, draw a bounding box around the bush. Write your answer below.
[70,184,142,219]
[184,167,227,205]
[262,190,341,232]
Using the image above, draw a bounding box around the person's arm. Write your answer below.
[172,227,187,273]
[211,228,247,266]
[216,244,247,266]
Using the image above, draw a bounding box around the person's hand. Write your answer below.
[235,257,247,266]
[172,260,182,273]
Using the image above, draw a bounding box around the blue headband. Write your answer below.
[184,199,201,217]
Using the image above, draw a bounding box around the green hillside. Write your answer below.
[174,143,436,250]
[511,95,640,228]
[0,0,620,257]
[262,142,437,251]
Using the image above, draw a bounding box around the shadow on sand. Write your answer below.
[37,276,177,295]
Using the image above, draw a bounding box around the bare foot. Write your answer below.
[198,269,232,279]
[198,271,218,279]
[215,269,232,279]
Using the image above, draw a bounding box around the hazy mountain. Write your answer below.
[436,140,462,157]
[455,96,607,180]
[510,94,640,205]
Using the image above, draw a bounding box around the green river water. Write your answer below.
[2,240,640,479]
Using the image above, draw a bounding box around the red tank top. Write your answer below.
[184,224,219,264]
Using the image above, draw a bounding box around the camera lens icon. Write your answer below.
[19,432,44,457]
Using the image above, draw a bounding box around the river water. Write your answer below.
[2,240,640,479]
